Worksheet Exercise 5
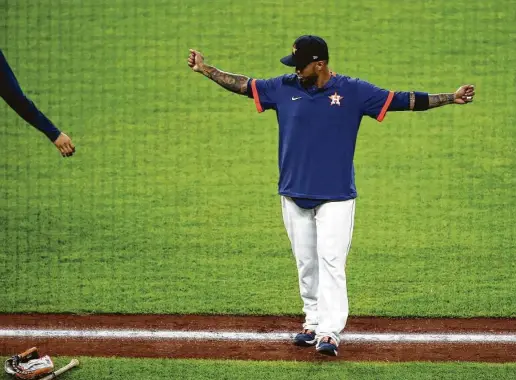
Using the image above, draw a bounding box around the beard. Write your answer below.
[299,73,318,88]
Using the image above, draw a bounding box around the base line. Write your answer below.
[1,329,516,343]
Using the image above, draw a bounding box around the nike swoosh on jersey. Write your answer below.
[291,96,302,100]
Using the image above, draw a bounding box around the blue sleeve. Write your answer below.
[246,76,282,113]
[388,92,410,111]
[356,79,394,122]
[388,91,430,111]
[0,50,61,142]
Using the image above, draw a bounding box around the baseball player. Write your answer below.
[1,49,75,157]
[187,35,475,356]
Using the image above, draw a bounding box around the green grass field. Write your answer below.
[2,357,516,380]
[1,0,515,317]
[1,0,515,377]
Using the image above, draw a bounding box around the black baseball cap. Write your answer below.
[280,35,329,68]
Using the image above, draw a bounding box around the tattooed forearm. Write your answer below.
[200,64,249,95]
[428,93,455,108]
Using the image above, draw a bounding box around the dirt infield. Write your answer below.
[1,314,515,362]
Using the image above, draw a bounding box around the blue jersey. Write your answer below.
[0,49,61,142]
[248,73,401,202]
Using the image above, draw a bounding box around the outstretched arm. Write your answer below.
[187,49,249,95]
[360,80,476,121]
[408,85,475,110]
[0,49,76,157]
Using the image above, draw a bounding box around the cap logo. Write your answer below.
[292,45,297,55]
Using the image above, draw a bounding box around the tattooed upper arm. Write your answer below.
[201,65,249,95]
[409,92,415,110]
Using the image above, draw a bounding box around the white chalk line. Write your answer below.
[1,329,516,343]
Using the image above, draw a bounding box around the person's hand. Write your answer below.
[54,132,76,157]
[454,85,475,104]
[188,49,205,73]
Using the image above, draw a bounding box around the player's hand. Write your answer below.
[54,132,76,157]
[454,85,475,104]
[188,49,205,73]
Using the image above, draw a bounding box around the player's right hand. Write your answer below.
[54,132,76,157]
[188,49,205,73]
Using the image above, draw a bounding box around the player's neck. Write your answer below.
[316,69,331,88]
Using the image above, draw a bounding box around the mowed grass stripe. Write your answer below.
[13,357,516,380]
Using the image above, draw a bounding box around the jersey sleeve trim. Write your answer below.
[250,79,264,113]
[377,91,394,122]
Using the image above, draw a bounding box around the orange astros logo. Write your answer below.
[329,92,342,106]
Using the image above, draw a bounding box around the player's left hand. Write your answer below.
[54,132,76,157]
[454,85,475,104]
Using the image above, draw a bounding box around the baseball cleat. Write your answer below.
[316,337,338,356]
[293,329,317,346]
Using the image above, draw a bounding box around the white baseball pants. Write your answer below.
[281,196,356,345]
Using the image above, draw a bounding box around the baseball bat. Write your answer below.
[18,347,38,358]
[39,358,80,380]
